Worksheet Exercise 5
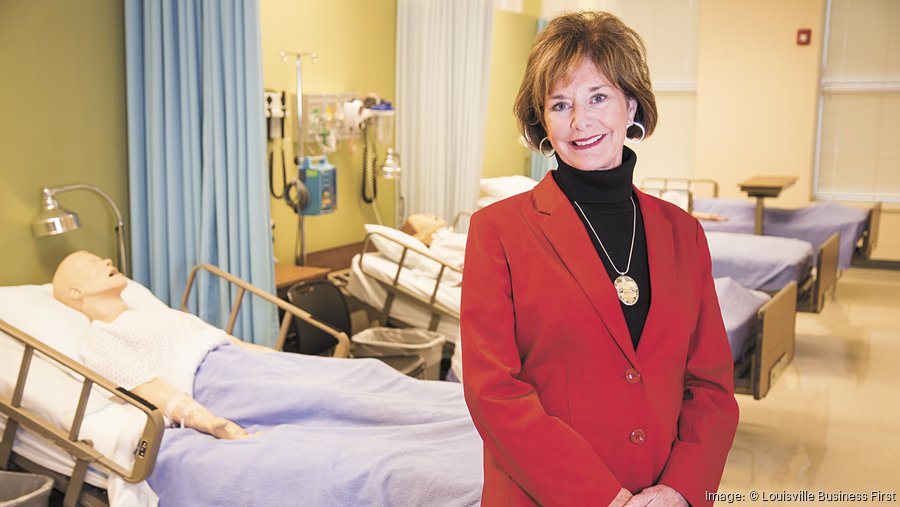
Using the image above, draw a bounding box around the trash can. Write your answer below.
[0,471,53,507]
[351,327,446,380]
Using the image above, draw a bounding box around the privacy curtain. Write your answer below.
[396,0,494,219]
[125,0,277,345]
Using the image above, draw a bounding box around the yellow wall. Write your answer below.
[260,0,397,263]
[0,0,128,285]
[481,10,538,180]
[694,0,825,207]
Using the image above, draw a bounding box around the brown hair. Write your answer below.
[513,11,657,149]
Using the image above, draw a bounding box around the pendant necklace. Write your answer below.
[573,196,639,306]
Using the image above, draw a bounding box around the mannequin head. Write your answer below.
[52,250,128,317]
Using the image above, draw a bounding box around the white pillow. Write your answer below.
[0,284,88,361]
[429,228,467,269]
[479,175,538,199]
[0,280,167,361]
[364,224,462,286]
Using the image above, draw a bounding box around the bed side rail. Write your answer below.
[0,319,165,501]
[359,231,462,331]
[804,232,840,313]
[181,264,350,358]
[749,281,798,400]
[640,177,719,199]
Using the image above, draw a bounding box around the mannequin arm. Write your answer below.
[131,377,251,440]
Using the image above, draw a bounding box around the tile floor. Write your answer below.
[719,268,900,505]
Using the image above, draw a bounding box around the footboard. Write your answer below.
[802,232,840,313]
[0,319,165,507]
[858,202,882,260]
[181,263,351,357]
[742,281,797,400]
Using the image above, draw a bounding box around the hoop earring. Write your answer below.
[539,136,555,158]
[626,121,646,143]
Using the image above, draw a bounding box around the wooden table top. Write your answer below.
[274,264,331,290]
[738,176,798,198]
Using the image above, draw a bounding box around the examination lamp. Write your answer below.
[32,184,129,277]
[380,148,402,180]
[379,149,406,226]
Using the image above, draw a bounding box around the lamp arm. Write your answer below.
[45,184,128,277]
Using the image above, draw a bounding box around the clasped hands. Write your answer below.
[610,485,688,507]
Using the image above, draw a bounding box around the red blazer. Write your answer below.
[460,174,739,507]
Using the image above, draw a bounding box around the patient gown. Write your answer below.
[147,346,483,506]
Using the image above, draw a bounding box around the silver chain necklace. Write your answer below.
[573,196,639,306]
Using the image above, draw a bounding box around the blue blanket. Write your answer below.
[707,231,813,292]
[148,346,483,506]
[694,198,867,269]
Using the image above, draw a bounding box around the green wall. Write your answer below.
[0,0,537,283]
[0,0,129,285]
[261,0,397,263]
[481,10,538,180]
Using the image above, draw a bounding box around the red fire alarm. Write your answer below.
[797,28,811,46]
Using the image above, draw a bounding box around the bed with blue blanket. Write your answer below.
[150,347,482,506]
[706,230,839,313]
[641,177,880,269]
[694,197,875,270]
[0,267,483,507]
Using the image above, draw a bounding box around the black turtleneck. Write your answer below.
[552,146,650,349]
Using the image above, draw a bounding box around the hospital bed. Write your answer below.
[1,264,482,506]
[706,230,839,313]
[642,177,882,270]
[344,230,798,399]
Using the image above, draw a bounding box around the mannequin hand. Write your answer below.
[624,484,688,507]
[609,488,633,507]
[208,416,253,440]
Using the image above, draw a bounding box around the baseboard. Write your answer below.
[851,258,900,270]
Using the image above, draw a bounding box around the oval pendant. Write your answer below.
[614,275,639,306]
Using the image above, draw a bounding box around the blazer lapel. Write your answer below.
[633,189,676,355]
[533,175,638,365]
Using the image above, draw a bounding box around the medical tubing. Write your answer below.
[268,143,287,199]
[361,124,378,204]
[165,394,201,429]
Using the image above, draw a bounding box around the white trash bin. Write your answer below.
[0,471,53,507]
[351,327,446,380]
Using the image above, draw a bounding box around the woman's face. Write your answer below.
[543,57,637,171]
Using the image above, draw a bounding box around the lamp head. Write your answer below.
[32,188,81,237]
[380,149,402,180]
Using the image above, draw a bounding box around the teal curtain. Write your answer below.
[124,0,277,345]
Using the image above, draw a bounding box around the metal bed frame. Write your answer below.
[345,232,797,399]
[0,263,350,506]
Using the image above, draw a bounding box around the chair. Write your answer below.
[286,280,426,377]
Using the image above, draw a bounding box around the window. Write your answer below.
[815,0,900,202]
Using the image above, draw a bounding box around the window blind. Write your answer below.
[815,0,900,201]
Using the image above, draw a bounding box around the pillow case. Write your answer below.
[479,175,538,199]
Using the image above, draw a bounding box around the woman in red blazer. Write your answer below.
[460,11,739,507]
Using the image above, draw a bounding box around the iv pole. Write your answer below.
[280,50,317,265]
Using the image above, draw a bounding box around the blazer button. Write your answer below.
[630,429,646,445]
[624,368,642,384]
